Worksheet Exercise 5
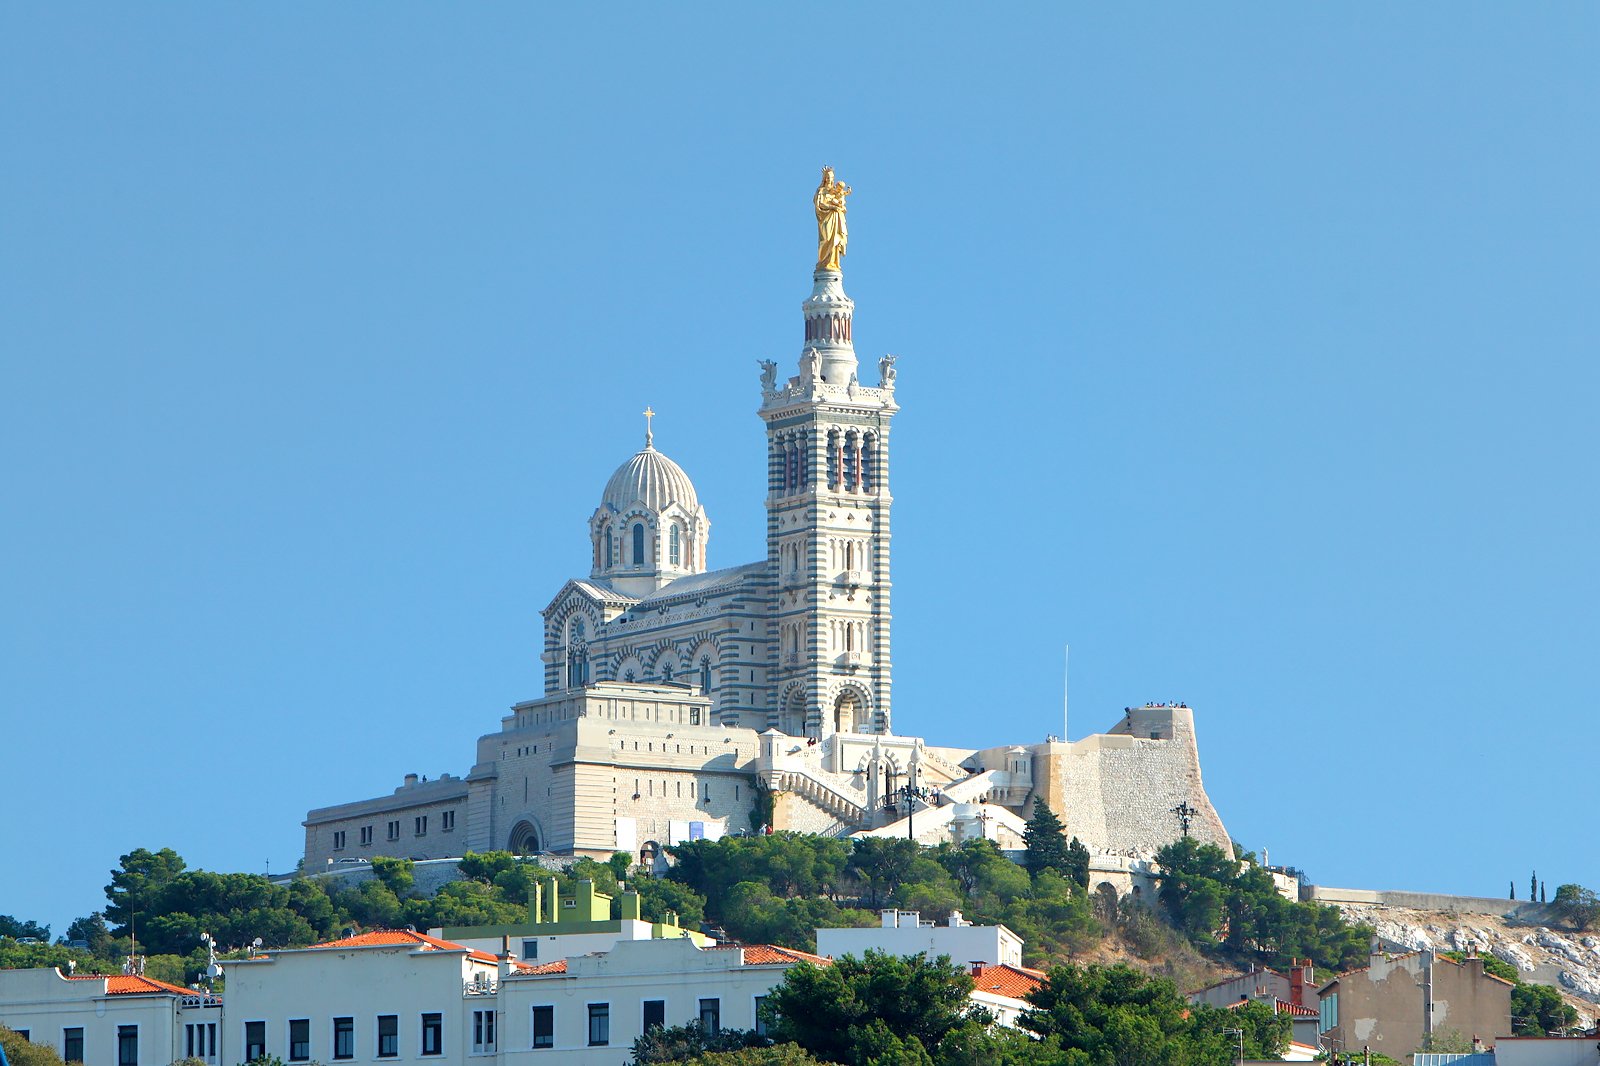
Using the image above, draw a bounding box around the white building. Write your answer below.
[0,968,222,1066]
[219,930,505,1066]
[816,909,1023,970]
[501,938,823,1064]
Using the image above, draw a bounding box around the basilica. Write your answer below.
[303,173,1231,887]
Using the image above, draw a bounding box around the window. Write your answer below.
[185,1024,215,1063]
[387,820,400,841]
[63,1028,83,1063]
[333,1018,354,1061]
[415,815,428,836]
[117,1027,138,1066]
[698,999,720,1033]
[421,1014,442,1057]
[521,938,538,960]
[531,1006,554,1050]
[602,526,613,567]
[669,524,681,565]
[360,825,373,846]
[754,996,769,1037]
[642,1000,665,1033]
[699,660,711,694]
[377,1016,398,1059]
[289,1020,310,1062]
[244,1022,266,1064]
[442,810,455,831]
[471,1010,495,1054]
[587,1003,610,1047]
[333,829,347,850]
[631,523,645,565]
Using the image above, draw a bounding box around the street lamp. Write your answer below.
[1221,1027,1244,1066]
[881,764,930,841]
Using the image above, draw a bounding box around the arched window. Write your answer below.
[632,523,646,565]
[669,524,681,565]
[602,525,613,568]
[699,658,712,694]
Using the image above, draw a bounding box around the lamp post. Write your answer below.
[881,764,930,841]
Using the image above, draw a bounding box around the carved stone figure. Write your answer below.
[878,353,897,388]
[814,166,851,272]
[759,359,778,391]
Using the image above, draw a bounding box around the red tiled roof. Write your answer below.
[518,960,568,975]
[969,964,1047,1001]
[1225,998,1318,1018]
[741,945,830,966]
[65,974,196,996]
[308,929,499,964]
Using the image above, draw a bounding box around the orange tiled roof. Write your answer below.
[65,974,196,996]
[1225,997,1318,1018]
[742,945,830,966]
[518,960,568,974]
[308,929,499,964]
[969,964,1047,1001]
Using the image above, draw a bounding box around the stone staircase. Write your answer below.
[767,766,869,825]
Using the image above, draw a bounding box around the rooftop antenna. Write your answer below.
[1062,643,1070,742]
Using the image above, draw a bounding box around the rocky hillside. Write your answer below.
[1332,902,1599,1027]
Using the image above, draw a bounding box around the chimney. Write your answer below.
[1289,960,1306,1006]
[620,891,642,922]
[881,910,898,929]
[969,962,984,977]
[501,934,511,958]
[403,773,419,788]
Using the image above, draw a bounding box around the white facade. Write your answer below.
[816,910,1023,969]
[0,969,222,1066]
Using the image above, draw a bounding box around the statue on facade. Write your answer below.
[878,353,897,388]
[814,166,851,272]
[758,359,778,392]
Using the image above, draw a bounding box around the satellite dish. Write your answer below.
[206,963,222,979]
[251,937,263,949]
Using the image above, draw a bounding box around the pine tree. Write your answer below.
[1532,870,1538,901]
[1024,801,1071,878]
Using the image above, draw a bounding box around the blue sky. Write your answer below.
[3,5,1597,933]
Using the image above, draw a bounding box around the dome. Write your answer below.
[601,442,700,515]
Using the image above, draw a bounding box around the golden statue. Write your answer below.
[814,166,851,271]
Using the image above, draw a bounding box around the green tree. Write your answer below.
[1511,983,1579,1036]
[2,1026,69,1066]
[1551,883,1600,932]
[1023,802,1070,879]
[629,1022,762,1064]
[633,876,708,930]
[763,951,976,1066]
[1064,837,1090,890]
[104,847,188,935]
[370,857,416,898]
[848,838,922,909]
[688,1047,836,1066]
[0,916,50,941]
[63,913,114,955]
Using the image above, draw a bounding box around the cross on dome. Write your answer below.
[643,405,655,448]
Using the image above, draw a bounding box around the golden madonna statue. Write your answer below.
[814,166,851,271]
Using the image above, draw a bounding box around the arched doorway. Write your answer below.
[833,689,862,734]
[509,820,542,856]
[1094,882,1119,921]
[779,689,806,736]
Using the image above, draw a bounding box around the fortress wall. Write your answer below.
[1307,885,1537,917]
[1043,706,1230,857]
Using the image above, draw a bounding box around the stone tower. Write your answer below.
[759,259,899,737]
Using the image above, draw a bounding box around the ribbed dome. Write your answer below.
[601,444,700,515]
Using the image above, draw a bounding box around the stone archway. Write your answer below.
[1094,881,1119,921]
[509,820,542,856]
[833,689,862,735]
[779,688,807,736]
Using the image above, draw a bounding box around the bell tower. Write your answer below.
[759,168,898,738]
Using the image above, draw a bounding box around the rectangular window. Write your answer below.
[64,1027,83,1063]
[471,1010,495,1054]
[420,1014,442,1057]
[117,1026,138,1066]
[387,820,400,841]
[587,1004,609,1047]
[442,810,456,831]
[289,1019,310,1063]
[186,1025,213,1061]
[415,815,428,836]
[332,830,346,850]
[360,825,373,846]
[244,1022,266,1064]
[208,1024,217,1062]
[754,996,769,1037]
[642,1000,665,1033]
[531,1006,554,1050]
[377,1016,398,1059]
[521,938,538,960]
[698,999,720,1033]
[333,1018,354,1061]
